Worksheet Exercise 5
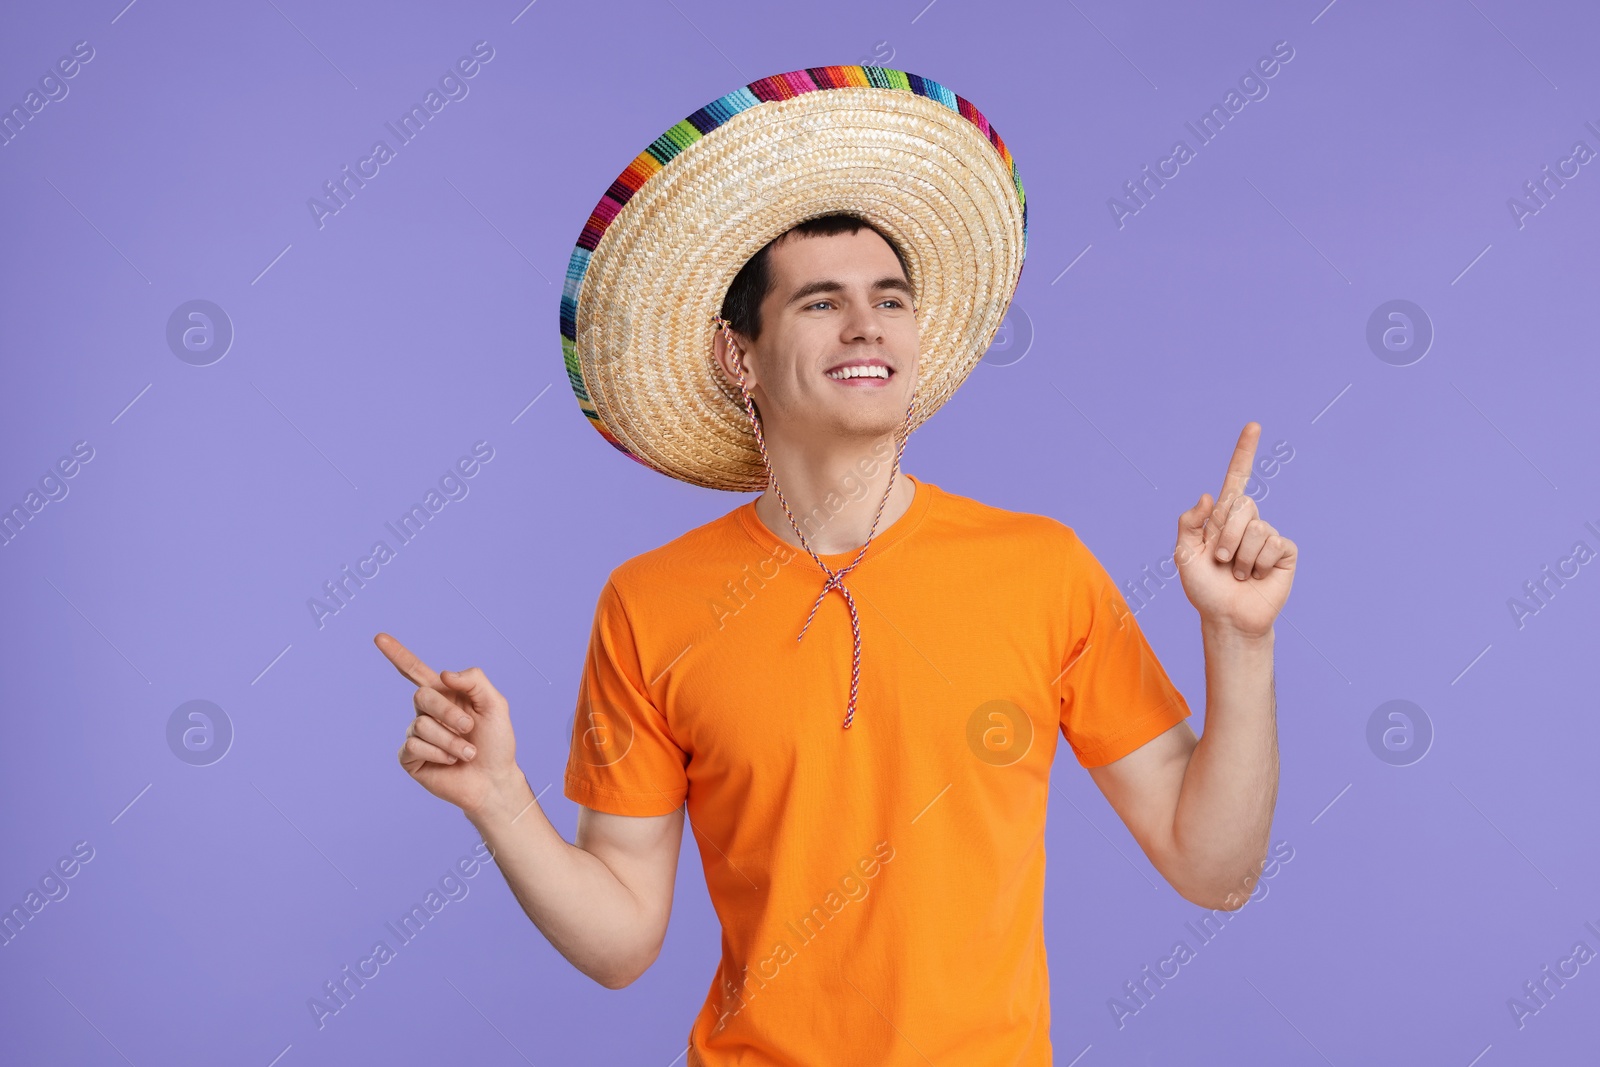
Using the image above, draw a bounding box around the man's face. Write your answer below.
[728,227,919,447]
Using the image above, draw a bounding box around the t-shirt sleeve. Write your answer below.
[1056,527,1193,768]
[562,578,690,817]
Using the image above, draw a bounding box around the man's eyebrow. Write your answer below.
[783,276,914,307]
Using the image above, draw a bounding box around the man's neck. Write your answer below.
[751,437,915,556]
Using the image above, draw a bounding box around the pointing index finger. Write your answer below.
[374,632,446,691]
[1219,422,1262,502]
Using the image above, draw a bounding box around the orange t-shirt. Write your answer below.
[563,472,1192,1064]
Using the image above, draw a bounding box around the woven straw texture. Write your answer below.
[560,66,1029,491]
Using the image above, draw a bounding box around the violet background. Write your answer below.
[2,1,1596,1064]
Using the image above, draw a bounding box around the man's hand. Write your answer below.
[1174,422,1298,638]
[374,634,684,990]
[375,633,525,818]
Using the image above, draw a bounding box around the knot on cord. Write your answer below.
[798,566,864,729]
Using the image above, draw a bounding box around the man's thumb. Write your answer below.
[440,667,500,711]
[1175,493,1211,561]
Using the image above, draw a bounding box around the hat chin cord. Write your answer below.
[709,312,917,731]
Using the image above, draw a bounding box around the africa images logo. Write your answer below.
[306,41,496,230]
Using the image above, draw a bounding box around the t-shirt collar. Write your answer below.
[735,471,934,569]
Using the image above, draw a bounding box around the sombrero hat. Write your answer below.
[559,65,1029,492]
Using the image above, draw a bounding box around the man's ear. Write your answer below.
[712,325,755,389]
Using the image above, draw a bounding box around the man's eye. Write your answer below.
[806,299,905,310]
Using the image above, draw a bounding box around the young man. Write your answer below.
[378,67,1294,1064]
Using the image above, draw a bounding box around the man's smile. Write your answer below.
[824,357,895,385]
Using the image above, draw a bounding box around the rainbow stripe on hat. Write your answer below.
[560,65,1029,466]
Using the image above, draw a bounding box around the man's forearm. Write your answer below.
[1169,620,1279,907]
[465,771,656,987]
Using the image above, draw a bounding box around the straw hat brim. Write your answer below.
[560,67,1029,492]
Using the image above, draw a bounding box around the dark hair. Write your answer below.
[718,213,911,345]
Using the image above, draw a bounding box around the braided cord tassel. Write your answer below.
[711,313,916,729]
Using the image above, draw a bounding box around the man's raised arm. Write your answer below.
[1085,423,1295,910]
[376,633,684,988]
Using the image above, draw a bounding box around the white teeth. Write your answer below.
[826,365,890,380]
